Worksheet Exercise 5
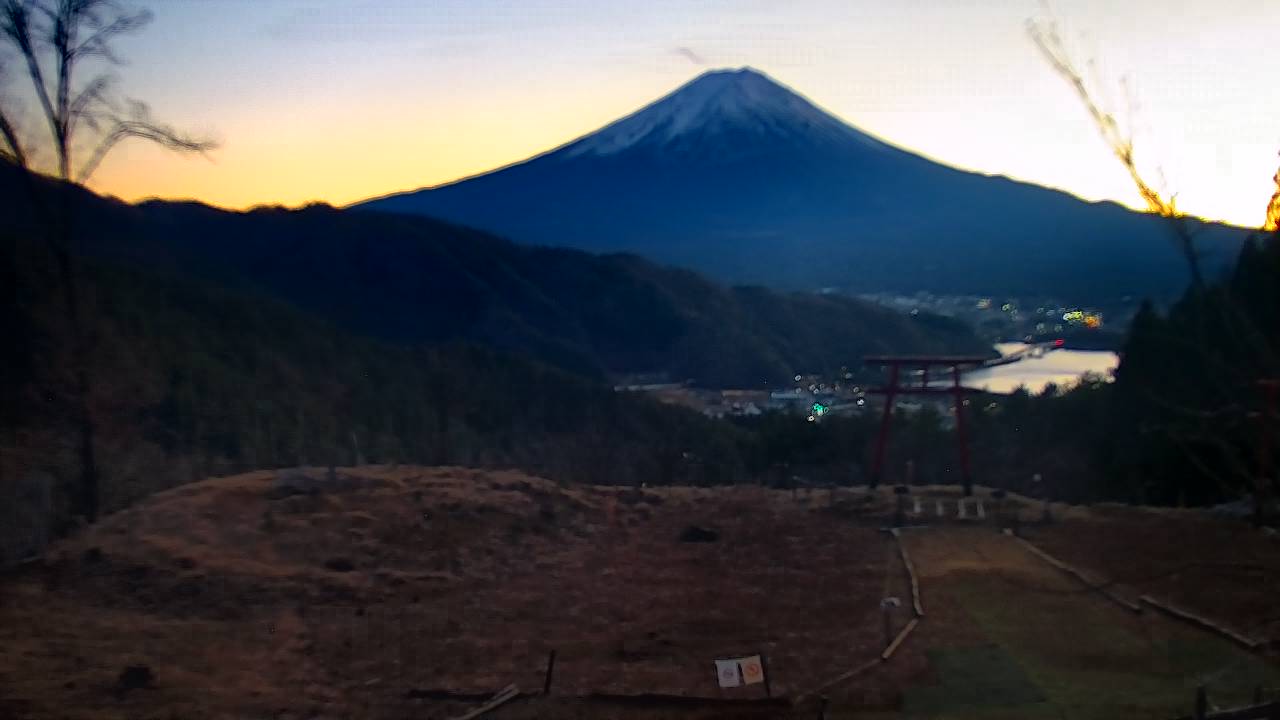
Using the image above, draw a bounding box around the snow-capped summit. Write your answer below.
[559,66,889,159]
[356,67,1244,302]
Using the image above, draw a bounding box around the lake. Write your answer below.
[961,342,1119,394]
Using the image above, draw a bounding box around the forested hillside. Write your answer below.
[1,234,747,561]
[2,162,986,388]
[949,228,1280,512]
[1102,231,1280,509]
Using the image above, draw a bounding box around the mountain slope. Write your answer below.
[2,162,985,388]
[2,226,760,562]
[357,67,1247,302]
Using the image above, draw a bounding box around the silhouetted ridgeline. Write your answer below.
[1,161,986,389]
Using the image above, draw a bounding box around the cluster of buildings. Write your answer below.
[615,373,870,420]
[856,291,1112,342]
[616,370,972,428]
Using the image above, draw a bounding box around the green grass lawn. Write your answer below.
[903,644,1045,717]
[902,575,1280,720]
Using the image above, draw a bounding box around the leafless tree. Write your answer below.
[1026,17,1203,288]
[1027,15,1280,521]
[0,0,213,180]
[1,0,215,526]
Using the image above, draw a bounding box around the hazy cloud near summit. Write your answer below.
[675,47,707,66]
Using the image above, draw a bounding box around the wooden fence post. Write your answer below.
[543,650,557,695]
[1195,685,1208,720]
[759,651,772,698]
[894,485,909,528]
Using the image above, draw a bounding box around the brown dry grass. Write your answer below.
[1025,513,1280,646]
[0,467,902,719]
[5,473,1278,720]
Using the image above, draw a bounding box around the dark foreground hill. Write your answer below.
[2,161,984,389]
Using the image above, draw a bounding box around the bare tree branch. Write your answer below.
[2,1,212,181]
[76,100,214,182]
[64,68,106,135]
[52,3,77,178]
[0,106,25,164]
[2,1,60,162]
[0,58,27,165]
[1028,14,1280,522]
[69,4,149,63]
[1026,16,1205,288]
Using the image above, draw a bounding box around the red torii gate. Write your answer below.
[865,355,987,496]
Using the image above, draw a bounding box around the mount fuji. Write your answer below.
[356,67,1244,301]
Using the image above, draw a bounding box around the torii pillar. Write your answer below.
[865,355,986,496]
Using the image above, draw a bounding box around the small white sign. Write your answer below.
[715,659,742,688]
[716,655,765,688]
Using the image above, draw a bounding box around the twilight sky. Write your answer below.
[25,0,1278,227]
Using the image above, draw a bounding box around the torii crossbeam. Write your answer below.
[864,355,987,496]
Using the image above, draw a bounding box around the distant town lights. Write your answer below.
[1061,309,1102,328]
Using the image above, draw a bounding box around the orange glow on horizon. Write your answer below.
[67,1,1278,230]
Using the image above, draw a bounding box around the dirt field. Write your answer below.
[1,470,1277,719]
[0,467,906,719]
